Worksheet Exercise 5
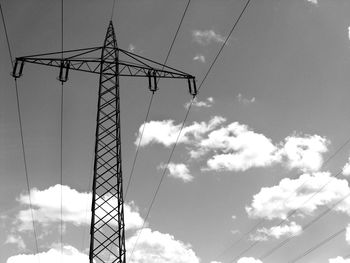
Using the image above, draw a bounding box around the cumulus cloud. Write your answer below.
[237,93,256,104]
[329,257,350,263]
[246,172,350,220]
[5,234,26,250]
[192,30,225,45]
[136,116,329,173]
[16,185,144,231]
[279,135,328,172]
[159,162,193,183]
[193,54,206,63]
[342,158,350,176]
[185,97,214,109]
[128,44,136,53]
[237,257,263,263]
[200,122,281,171]
[126,228,200,263]
[307,0,318,4]
[135,116,226,147]
[251,222,302,241]
[6,245,88,263]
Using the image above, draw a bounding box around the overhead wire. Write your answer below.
[288,227,346,263]
[220,136,350,261]
[60,0,65,258]
[0,2,40,259]
[128,0,252,261]
[259,179,350,261]
[124,0,192,199]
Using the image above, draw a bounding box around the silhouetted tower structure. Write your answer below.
[12,21,196,263]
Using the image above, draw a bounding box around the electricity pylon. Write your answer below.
[12,21,196,263]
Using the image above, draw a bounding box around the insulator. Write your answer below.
[188,77,197,97]
[58,60,69,83]
[147,70,158,93]
[152,70,158,92]
[12,59,24,79]
[147,70,152,90]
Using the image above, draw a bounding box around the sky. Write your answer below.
[1,0,350,262]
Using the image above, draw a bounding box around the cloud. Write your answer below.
[237,93,256,104]
[193,54,206,63]
[246,172,350,220]
[192,30,225,45]
[342,157,350,176]
[128,44,136,53]
[136,116,329,173]
[16,185,144,231]
[185,97,214,109]
[5,234,26,250]
[200,122,281,171]
[307,0,318,4]
[329,257,350,263]
[158,163,193,183]
[251,222,302,241]
[237,257,263,263]
[135,116,226,147]
[279,135,328,172]
[126,228,200,263]
[347,224,350,245]
[6,245,88,263]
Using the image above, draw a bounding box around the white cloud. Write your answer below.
[5,234,26,250]
[251,222,302,241]
[16,185,144,231]
[185,97,214,109]
[201,122,281,171]
[329,257,350,263]
[193,54,206,63]
[237,257,263,263]
[192,30,225,45]
[342,157,350,176]
[246,172,350,220]
[159,162,194,183]
[135,116,226,147]
[128,44,136,52]
[279,135,328,172]
[6,245,88,263]
[306,0,318,4]
[136,116,329,173]
[237,93,256,104]
[126,228,200,263]
[347,224,350,245]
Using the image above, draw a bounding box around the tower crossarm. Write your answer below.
[12,47,197,95]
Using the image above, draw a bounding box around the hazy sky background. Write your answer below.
[2,0,350,262]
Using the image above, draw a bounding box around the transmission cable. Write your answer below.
[219,136,350,261]
[128,0,252,261]
[60,0,65,258]
[259,176,350,261]
[288,227,346,263]
[0,2,40,259]
[124,0,192,199]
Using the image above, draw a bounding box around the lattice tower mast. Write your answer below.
[12,21,196,263]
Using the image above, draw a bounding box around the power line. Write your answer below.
[288,227,346,263]
[124,93,154,198]
[60,0,65,258]
[259,179,350,261]
[124,0,191,199]
[221,135,350,262]
[0,3,40,259]
[128,0,252,260]
[197,0,252,93]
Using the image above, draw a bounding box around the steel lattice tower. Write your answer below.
[12,21,196,263]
